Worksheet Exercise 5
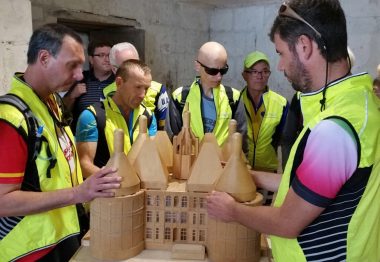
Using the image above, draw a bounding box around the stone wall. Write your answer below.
[1,0,379,99]
[0,0,32,95]
[210,0,380,99]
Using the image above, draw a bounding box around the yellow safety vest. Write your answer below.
[89,96,153,156]
[0,74,83,261]
[172,80,240,145]
[241,88,287,170]
[271,73,380,261]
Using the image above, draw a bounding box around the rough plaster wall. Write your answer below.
[211,0,380,100]
[0,0,32,95]
[31,0,213,92]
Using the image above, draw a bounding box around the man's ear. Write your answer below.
[115,76,123,89]
[38,49,51,68]
[296,35,313,61]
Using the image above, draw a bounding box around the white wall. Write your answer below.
[210,0,380,100]
[0,0,32,95]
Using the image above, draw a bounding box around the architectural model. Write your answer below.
[89,117,263,262]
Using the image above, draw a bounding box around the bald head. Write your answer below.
[197,41,227,65]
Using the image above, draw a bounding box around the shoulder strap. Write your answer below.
[224,85,238,116]
[174,85,237,115]
[91,102,110,167]
[142,107,153,128]
[0,94,42,191]
[173,85,191,114]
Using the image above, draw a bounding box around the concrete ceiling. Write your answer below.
[178,0,280,8]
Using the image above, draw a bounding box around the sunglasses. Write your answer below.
[279,3,322,39]
[197,60,229,76]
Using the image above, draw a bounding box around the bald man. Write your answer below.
[166,41,246,146]
[102,42,169,130]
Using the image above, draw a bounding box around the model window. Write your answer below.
[164,227,171,240]
[180,212,187,223]
[156,212,160,223]
[146,211,153,222]
[180,228,187,241]
[155,228,160,239]
[181,196,188,208]
[199,197,205,208]
[165,196,172,207]
[146,194,152,206]
[174,196,179,207]
[165,211,171,223]
[192,230,197,242]
[199,213,206,225]
[146,228,152,239]
[155,195,160,206]
[199,230,205,242]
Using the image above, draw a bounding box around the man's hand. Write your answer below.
[207,191,237,222]
[71,83,87,99]
[63,83,87,110]
[73,167,121,203]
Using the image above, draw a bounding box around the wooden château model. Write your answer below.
[89,114,263,261]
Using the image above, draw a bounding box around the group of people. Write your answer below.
[0,0,379,261]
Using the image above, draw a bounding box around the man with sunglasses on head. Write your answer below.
[207,1,380,261]
[166,41,246,146]
[240,51,288,204]
[0,23,121,262]
[63,40,115,132]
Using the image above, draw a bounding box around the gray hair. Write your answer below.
[109,42,139,67]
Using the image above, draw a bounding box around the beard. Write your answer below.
[286,52,313,93]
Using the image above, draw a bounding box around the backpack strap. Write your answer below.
[90,102,110,167]
[143,107,153,128]
[0,94,42,191]
[174,84,237,116]
[173,85,190,114]
[224,85,238,116]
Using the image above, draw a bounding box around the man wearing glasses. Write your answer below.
[240,51,288,204]
[207,1,380,261]
[63,40,115,131]
[166,41,246,146]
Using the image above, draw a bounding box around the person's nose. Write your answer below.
[74,67,83,81]
[215,72,223,81]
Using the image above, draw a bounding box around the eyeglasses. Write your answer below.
[92,53,110,59]
[197,60,229,76]
[244,69,271,77]
[279,2,322,39]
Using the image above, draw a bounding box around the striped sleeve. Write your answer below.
[0,121,27,184]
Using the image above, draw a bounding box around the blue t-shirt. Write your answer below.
[76,109,157,143]
[201,93,216,133]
